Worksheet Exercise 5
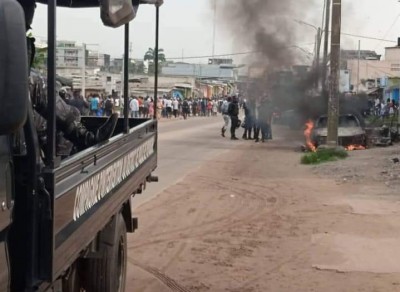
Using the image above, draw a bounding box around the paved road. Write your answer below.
[132,116,239,209]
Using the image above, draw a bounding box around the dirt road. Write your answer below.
[127,124,400,292]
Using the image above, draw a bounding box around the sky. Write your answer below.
[31,0,400,64]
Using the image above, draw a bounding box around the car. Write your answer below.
[312,114,367,147]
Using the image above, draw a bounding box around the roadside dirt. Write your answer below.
[126,128,400,292]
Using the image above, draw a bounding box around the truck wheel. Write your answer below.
[82,213,127,292]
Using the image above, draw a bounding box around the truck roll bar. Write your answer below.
[45,0,162,167]
[46,0,57,168]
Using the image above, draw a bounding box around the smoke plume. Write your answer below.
[216,0,317,70]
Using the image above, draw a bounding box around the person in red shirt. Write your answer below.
[207,100,213,117]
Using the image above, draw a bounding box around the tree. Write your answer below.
[32,48,47,69]
[128,60,145,75]
[144,48,166,75]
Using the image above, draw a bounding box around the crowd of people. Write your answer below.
[59,88,274,143]
[62,90,230,120]
[373,97,398,118]
[221,95,274,142]
[154,97,222,119]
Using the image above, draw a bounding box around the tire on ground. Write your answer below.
[81,213,127,292]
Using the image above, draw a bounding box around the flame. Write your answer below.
[304,120,316,152]
[345,145,366,151]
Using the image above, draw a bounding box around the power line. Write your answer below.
[374,13,400,50]
[166,43,316,60]
[340,31,396,43]
[166,51,258,60]
[166,33,396,61]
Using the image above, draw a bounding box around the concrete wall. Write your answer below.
[347,60,393,91]
[385,47,400,62]
[56,46,85,68]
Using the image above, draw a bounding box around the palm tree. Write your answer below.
[144,48,166,74]
[144,48,166,63]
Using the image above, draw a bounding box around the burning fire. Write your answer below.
[304,120,316,152]
[345,145,366,151]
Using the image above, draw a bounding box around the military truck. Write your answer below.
[0,0,162,291]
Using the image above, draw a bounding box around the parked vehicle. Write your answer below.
[312,114,367,147]
[0,0,162,291]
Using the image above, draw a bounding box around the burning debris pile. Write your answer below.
[302,117,367,153]
[304,120,316,152]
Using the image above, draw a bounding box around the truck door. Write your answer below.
[0,136,14,292]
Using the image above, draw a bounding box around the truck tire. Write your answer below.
[81,213,127,292]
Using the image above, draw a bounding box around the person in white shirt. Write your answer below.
[172,98,179,118]
[220,96,231,137]
[165,98,173,118]
[129,97,139,118]
[374,97,381,116]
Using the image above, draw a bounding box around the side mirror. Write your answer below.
[100,0,138,28]
[0,0,28,135]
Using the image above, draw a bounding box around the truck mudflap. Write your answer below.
[43,119,157,282]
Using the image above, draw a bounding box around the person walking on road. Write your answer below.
[172,98,179,118]
[104,96,114,117]
[207,100,213,117]
[242,100,255,140]
[149,98,154,118]
[182,99,190,120]
[89,94,100,116]
[228,96,239,140]
[157,98,163,120]
[212,100,218,116]
[129,96,139,118]
[220,96,231,137]
[165,98,173,119]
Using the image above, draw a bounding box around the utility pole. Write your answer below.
[322,0,331,92]
[357,40,361,93]
[212,0,217,59]
[82,43,86,98]
[315,27,322,89]
[326,0,341,147]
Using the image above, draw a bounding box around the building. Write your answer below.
[56,40,85,68]
[346,39,400,94]
[87,51,111,69]
[162,63,238,80]
[208,58,233,65]
[161,63,238,98]
[110,58,124,73]
[341,50,381,61]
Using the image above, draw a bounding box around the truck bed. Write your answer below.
[47,117,157,281]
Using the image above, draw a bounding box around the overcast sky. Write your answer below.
[32,0,400,63]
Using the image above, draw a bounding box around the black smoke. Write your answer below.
[216,0,317,69]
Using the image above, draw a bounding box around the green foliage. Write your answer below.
[301,148,348,165]
[365,115,396,127]
[129,61,145,74]
[144,48,166,75]
[32,48,47,69]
